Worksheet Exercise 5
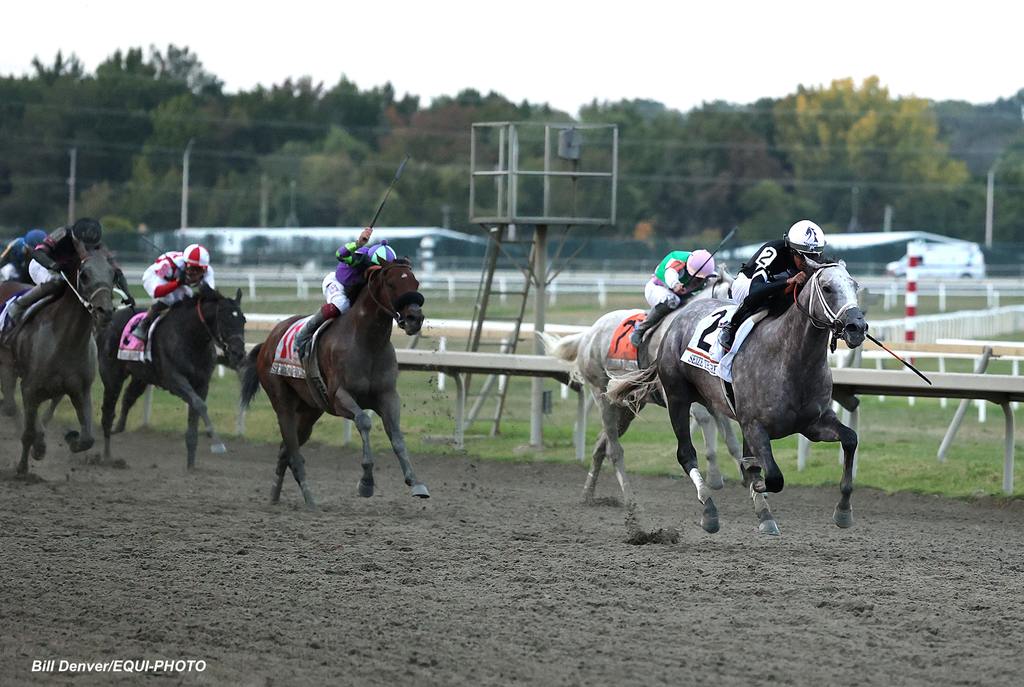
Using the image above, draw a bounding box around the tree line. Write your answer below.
[1,45,1023,247]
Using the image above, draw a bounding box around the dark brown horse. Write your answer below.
[239,258,428,508]
[0,245,116,474]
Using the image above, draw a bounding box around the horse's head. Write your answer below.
[201,287,248,369]
[367,258,425,335]
[801,259,867,348]
[708,264,735,299]
[74,245,116,331]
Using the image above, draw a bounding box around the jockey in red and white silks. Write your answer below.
[132,244,216,341]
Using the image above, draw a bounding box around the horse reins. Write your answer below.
[63,257,112,314]
[195,297,236,354]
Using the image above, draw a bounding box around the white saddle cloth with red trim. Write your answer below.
[270,316,312,378]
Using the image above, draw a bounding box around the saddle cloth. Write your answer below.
[606,311,644,371]
[682,306,766,383]
[0,289,31,334]
[117,311,165,362]
[271,316,312,378]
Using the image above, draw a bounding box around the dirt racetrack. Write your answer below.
[2,421,1023,686]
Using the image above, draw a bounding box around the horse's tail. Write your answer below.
[538,331,586,386]
[239,343,263,411]
[605,365,660,416]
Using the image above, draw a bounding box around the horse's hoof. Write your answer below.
[300,483,317,510]
[64,430,79,445]
[32,443,46,460]
[759,518,781,536]
[707,472,725,490]
[751,477,766,493]
[701,498,720,534]
[411,483,430,498]
[210,442,226,454]
[270,483,283,503]
[833,506,854,529]
[111,422,126,435]
[357,480,374,498]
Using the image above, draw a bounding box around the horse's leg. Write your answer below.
[195,379,226,454]
[114,378,148,434]
[101,367,128,460]
[583,430,608,504]
[18,394,40,473]
[595,396,639,515]
[41,396,61,427]
[667,388,718,534]
[270,441,288,503]
[690,403,724,490]
[802,409,858,529]
[0,361,17,419]
[64,384,95,454]
[741,422,781,536]
[332,387,375,498]
[716,412,744,479]
[584,392,635,505]
[376,390,429,498]
[275,405,316,509]
[164,373,224,459]
[185,405,199,469]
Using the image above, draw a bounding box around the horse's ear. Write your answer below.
[235,287,243,303]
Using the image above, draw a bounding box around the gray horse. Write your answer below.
[608,260,867,535]
[0,247,115,474]
[543,268,741,520]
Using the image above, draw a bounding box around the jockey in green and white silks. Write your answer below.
[630,248,716,347]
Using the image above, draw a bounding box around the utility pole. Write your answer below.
[66,147,77,224]
[259,173,269,227]
[984,165,995,249]
[285,179,299,227]
[847,185,860,232]
[180,138,194,229]
[441,203,451,229]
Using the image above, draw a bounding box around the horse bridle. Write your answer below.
[195,297,241,355]
[63,254,112,315]
[793,264,859,349]
[365,262,424,328]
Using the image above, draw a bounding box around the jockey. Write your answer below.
[717,219,827,352]
[630,248,716,347]
[294,226,396,359]
[0,229,47,283]
[131,243,216,341]
[4,218,132,332]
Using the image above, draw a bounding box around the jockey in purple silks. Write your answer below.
[295,226,398,359]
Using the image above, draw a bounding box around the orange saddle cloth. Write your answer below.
[607,313,644,364]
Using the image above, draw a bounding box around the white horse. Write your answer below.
[543,267,741,522]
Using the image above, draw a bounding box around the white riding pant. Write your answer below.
[322,273,352,314]
[644,279,680,309]
[730,274,752,303]
[28,259,58,285]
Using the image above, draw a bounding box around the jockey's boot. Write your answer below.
[630,302,674,348]
[131,301,169,342]
[2,280,63,340]
[295,311,329,361]
[718,302,753,352]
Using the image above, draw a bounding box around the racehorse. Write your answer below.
[239,258,429,508]
[607,260,867,535]
[0,244,116,474]
[542,267,741,518]
[98,285,247,468]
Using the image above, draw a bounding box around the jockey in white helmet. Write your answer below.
[631,248,716,347]
[718,220,827,351]
[132,243,217,341]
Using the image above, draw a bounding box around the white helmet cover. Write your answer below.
[785,220,826,256]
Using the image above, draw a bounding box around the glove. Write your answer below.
[123,293,136,308]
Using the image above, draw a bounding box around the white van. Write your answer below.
[886,242,986,279]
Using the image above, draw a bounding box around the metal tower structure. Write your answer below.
[468,121,618,444]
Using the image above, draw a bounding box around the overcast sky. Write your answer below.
[4,0,1021,114]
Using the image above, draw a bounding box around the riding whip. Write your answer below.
[367,155,410,230]
[866,332,933,385]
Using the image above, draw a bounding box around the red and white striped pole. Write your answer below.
[905,241,922,343]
